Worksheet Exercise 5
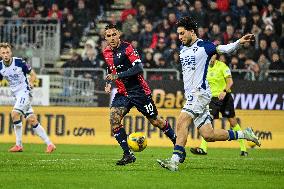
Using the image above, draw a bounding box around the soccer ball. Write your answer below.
[247,141,257,148]
[128,132,147,152]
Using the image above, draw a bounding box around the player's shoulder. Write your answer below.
[121,40,131,46]
[197,40,215,48]
[179,45,189,53]
[13,57,23,66]
[102,46,112,55]
[121,41,133,50]
[0,60,2,70]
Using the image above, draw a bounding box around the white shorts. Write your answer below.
[13,90,34,118]
[181,90,212,128]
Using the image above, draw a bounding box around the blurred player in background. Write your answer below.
[157,16,260,171]
[0,43,56,153]
[103,24,177,165]
[190,54,248,156]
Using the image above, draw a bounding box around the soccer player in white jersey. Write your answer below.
[157,17,260,171]
[0,43,56,153]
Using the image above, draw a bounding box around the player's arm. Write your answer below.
[28,69,37,89]
[106,63,143,81]
[105,67,112,93]
[219,65,233,100]
[216,34,255,54]
[106,44,143,81]
[224,76,233,92]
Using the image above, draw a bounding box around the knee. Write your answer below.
[27,114,38,126]
[149,119,161,127]
[109,108,124,127]
[11,111,21,121]
[202,133,215,142]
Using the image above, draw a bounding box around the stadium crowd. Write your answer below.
[0,0,283,81]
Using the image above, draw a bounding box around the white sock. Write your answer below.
[33,123,52,145]
[14,121,22,146]
[237,131,245,139]
[171,154,180,163]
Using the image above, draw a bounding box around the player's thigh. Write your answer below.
[182,92,210,121]
[198,122,214,141]
[132,95,158,119]
[194,109,212,129]
[147,115,164,128]
[220,93,235,118]
[13,92,32,116]
[176,111,192,130]
[110,94,132,125]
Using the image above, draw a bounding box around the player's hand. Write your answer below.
[218,92,226,100]
[29,81,34,89]
[106,73,118,81]
[105,83,111,94]
[239,34,255,45]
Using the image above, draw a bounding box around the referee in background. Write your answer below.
[190,54,248,156]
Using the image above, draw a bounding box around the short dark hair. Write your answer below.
[105,24,118,31]
[176,16,198,33]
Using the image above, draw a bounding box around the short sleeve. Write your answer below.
[222,64,231,78]
[125,44,141,66]
[197,41,217,56]
[22,60,32,74]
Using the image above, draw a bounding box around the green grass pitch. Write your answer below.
[0,144,283,189]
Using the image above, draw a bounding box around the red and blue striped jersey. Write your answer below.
[103,41,151,96]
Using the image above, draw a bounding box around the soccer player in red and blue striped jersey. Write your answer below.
[103,24,177,165]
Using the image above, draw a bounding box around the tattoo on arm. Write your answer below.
[110,107,127,126]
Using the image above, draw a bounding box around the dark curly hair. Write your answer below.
[176,16,198,33]
[105,24,118,31]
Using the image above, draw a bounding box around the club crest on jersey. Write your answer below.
[193,47,198,53]
[116,53,122,58]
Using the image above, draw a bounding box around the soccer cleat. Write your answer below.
[46,144,56,153]
[9,145,23,152]
[243,128,261,147]
[179,151,186,163]
[157,159,178,171]
[116,153,136,166]
[190,147,207,155]
[240,151,248,156]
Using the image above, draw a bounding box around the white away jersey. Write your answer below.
[179,39,216,97]
[0,57,32,94]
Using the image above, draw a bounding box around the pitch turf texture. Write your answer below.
[0,144,283,189]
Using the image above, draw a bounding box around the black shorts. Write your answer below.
[209,93,235,119]
[111,93,158,119]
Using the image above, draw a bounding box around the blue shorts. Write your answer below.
[111,93,158,119]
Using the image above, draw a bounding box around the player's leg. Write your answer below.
[131,94,176,144]
[110,94,135,165]
[190,98,220,155]
[198,112,260,146]
[26,111,56,153]
[228,117,247,156]
[136,96,176,144]
[147,116,176,144]
[9,93,29,152]
[157,112,192,171]
[157,94,201,171]
[9,109,23,152]
[222,93,247,155]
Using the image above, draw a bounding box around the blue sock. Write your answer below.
[228,130,238,141]
[113,125,131,155]
[161,121,176,145]
[173,145,185,159]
